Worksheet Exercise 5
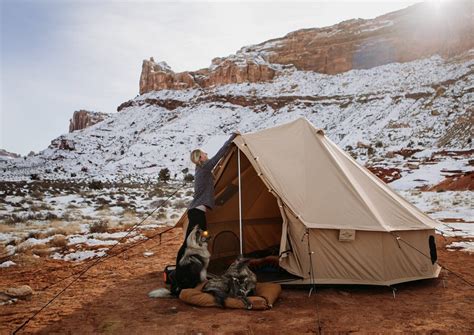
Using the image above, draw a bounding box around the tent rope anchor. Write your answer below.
[391,287,397,299]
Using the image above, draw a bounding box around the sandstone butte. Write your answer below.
[139,1,474,94]
[69,110,109,133]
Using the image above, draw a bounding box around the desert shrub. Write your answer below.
[96,204,110,211]
[116,201,133,209]
[5,214,27,225]
[48,235,68,248]
[44,212,58,220]
[156,213,167,220]
[148,187,165,198]
[375,141,383,148]
[31,245,53,257]
[89,220,109,233]
[184,173,194,182]
[89,180,103,190]
[96,197,109,205]
[122,208,136,216]
[49,222,81,236]
[31,189,43,200]
[159,168,171,183]
[172,199,188,209]
[27,231,47,240]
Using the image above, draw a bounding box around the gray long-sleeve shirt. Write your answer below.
[188,133,237,210]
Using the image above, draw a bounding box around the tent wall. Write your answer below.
[280,206,441,285]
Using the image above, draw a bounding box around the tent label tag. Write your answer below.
[339,229,356,241]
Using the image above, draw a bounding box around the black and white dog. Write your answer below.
[149,225,210,298]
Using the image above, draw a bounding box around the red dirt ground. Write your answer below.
[1,228,473,335]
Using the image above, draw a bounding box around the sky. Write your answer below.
[1,0,420,156]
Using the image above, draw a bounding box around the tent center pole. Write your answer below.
[238,148,243,256]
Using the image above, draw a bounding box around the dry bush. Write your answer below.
[16,239,46,254]
[31,189,44,200]
[48,235,68,248]
[49,221,82,236]
[148,188,165,198]
[90,220,109,233]
[31,244,53,257]
[115,201,132,209]
[96,204,110,211]
[44,211,58,220]
[96,197,109,205]
[27,231,48,240]
[172,199,188,209]
[122,208,136,216]
[156,213,167,220]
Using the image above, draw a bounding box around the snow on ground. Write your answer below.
[401,191,473,223]
[446,241,474,253]
[391,157,472,191]
[0,181,192,262]
[0,261,16,268]
[1,53,472,182]
[51,249,108,262]
[401,190,473,253]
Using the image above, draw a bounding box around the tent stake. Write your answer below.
[238,147,243,256]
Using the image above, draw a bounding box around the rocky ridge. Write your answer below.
[139,1,474,94]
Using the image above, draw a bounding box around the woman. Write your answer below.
[168,132,239,295]
[185,131,239,238]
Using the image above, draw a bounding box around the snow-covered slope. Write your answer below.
[1,53,473,182]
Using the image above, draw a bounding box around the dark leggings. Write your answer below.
[185,208,207,240]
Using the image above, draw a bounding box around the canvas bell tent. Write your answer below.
[178,118,441,286]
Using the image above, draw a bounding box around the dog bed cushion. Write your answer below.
[179,282,281,310]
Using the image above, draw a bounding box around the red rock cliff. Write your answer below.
[139,1,474,94]
[69,110,109,132]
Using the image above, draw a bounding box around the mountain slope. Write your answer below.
[2,51,472,182]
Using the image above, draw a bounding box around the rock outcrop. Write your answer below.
[0,149,21,160]
[139,1,473,94]
[69,110,109,132]
[139,57,277,94]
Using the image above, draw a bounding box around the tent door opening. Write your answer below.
[205,147,299,282]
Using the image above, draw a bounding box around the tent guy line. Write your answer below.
[12,182,187,334]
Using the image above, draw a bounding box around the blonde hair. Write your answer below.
[190,149,203,165]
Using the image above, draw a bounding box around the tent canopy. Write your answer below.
[177,118,440,285]
[234,117,434,232]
